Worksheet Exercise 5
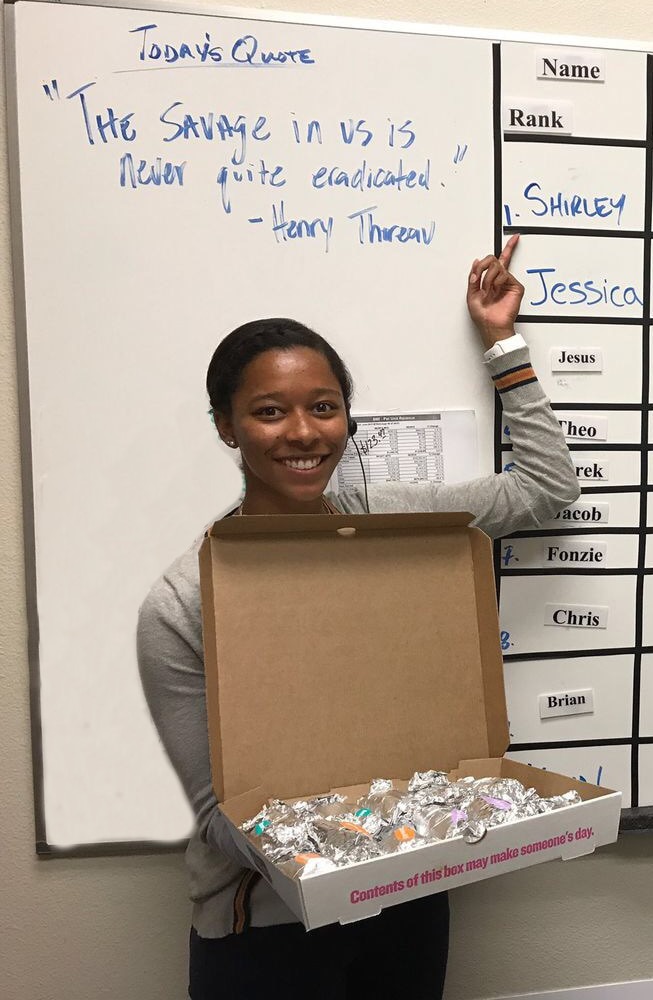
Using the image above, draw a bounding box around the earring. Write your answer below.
[226,439,237,448]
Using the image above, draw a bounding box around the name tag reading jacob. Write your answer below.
[553,501,609,524]
[544,603,609,629]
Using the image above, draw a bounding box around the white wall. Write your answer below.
[1,2,652,998]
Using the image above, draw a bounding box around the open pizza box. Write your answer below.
[199,512,621,929]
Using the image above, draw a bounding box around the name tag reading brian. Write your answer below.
[539,689,595,719]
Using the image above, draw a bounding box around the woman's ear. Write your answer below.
[212,410,238,449]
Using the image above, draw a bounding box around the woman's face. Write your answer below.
[216,346,350,511]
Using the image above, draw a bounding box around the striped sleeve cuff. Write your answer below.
[492,361,538,394]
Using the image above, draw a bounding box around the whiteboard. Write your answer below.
[6,0,653,849]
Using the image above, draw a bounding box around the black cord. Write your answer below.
[350,434,370,514]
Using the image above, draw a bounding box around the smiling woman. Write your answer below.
[207,319,353,514]
[136,237,581,1000]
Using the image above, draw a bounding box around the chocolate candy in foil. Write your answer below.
[250,819,316,863]
[313,818,380,864]
[462,820,487,845]
[244,801,317,863]
[278,853,338,879]
[408,770,450,794]
[466,794,515,828]
[241,798,295,834]
[479,778,534,805]
[351,807,385,836]
[378,824,423,854]
[311,796,355,821]
[538,790,582,813]
[416,806,470,841]
[357,784,411,825]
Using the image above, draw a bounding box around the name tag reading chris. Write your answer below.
[544,603,609,628]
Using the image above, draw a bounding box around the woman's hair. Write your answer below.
[206,318,354,415]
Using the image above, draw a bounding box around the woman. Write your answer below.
[137,236,579,998]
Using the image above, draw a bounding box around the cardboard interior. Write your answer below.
[200,513,509,804]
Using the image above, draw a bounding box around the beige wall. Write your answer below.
[2,2,652,998]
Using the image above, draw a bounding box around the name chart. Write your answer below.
[497,42,653,810]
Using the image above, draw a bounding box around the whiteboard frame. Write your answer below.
[6,0,653,857]
[5,0,653,51]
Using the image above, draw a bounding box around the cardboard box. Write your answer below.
[200,512,621,929]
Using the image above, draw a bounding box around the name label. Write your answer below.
[503,99,573,134]
[536,50,605,83]
[544,540,607,565]
[572,459,608,481]
[553,501,609,524]
[558,413,608,441]
[544,603,609,628]
[539,688,595,719]
[552,348,603,372]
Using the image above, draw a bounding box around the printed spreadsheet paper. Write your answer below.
[331,411,478,491]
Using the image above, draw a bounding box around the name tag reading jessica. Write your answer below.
[544,603,609,628]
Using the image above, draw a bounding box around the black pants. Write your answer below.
[189,891,449,999]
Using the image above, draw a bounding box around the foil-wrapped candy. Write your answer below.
[240,770,585,872]
[378,824,423,854]
[357,780,410,825]
[408,770,450,793]
[277,853,339,879]
[312,818,381,864]
[244,800,316,862]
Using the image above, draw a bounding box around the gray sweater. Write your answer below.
[137,347,580,937]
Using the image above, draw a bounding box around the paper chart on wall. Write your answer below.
[330,411,478,492]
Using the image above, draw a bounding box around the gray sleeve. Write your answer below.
[137,562,255,871]
[336,347,579,539]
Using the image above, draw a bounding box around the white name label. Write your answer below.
[543,540,607,566]
[551,348,603,372]
[572,458,609,482]
[536,50,605,83]
[552,501,609,524]
[544,603,609,628]
[558,413,608,441]
[539,688,595,719]
[503,99,574,134]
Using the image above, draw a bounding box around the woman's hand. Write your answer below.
[466,234,524,350]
